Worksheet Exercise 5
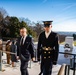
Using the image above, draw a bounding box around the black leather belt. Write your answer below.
[42,47,53,51]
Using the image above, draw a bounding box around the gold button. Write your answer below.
[48,52,50,54]
[46,48,48,51]
[44,52,46,53]
[44,57,46,59]
[48,56,50,58]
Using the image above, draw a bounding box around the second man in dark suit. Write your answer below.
[17,27,35,75]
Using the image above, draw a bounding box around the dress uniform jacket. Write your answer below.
[37,31,59,75]
[6,44,11,64]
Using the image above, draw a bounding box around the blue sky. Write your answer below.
[0,0,76,32]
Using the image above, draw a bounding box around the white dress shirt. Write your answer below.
[20,35,27,45]
[45,30,51,38]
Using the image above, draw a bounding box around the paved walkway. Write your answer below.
[0,43,76,75]
[0,53,62,75]
[0,54,75,75]
[0,63,61,75]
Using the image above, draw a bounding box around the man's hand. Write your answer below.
[17,56,20,60]
[32,57,35,61]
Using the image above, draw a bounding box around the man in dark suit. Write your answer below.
[17,27,35,75]
[37,21,59,75]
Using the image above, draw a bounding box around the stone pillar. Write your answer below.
[0,40,2,71]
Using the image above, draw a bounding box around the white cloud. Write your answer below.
[62,4,76,11]
[53,3,76,19]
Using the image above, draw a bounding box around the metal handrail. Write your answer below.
[59,51,76,75]
[0,50,16,55]
[57,64,70,75]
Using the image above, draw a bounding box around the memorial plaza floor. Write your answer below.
[0,53,75,75]
[0,43,76,75]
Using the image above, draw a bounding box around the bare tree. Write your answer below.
[34,22,44,37]
[0,7,8,37]
[0,7,8,18]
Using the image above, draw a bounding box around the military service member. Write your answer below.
[37,21,59,75]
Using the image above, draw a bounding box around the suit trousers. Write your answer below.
[20,60,29,75]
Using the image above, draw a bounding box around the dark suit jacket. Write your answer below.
[17,35,34,61]
[37,31,59,65]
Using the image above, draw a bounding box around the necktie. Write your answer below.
[21,37,24,45]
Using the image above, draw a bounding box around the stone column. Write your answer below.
[0,40,2,71]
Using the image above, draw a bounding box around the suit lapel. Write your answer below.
[19,36,22,45]
[23,36,28,45]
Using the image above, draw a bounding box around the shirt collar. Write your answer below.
[22,35,27,39]
[45,30,51,34]
[21,35,27,44]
